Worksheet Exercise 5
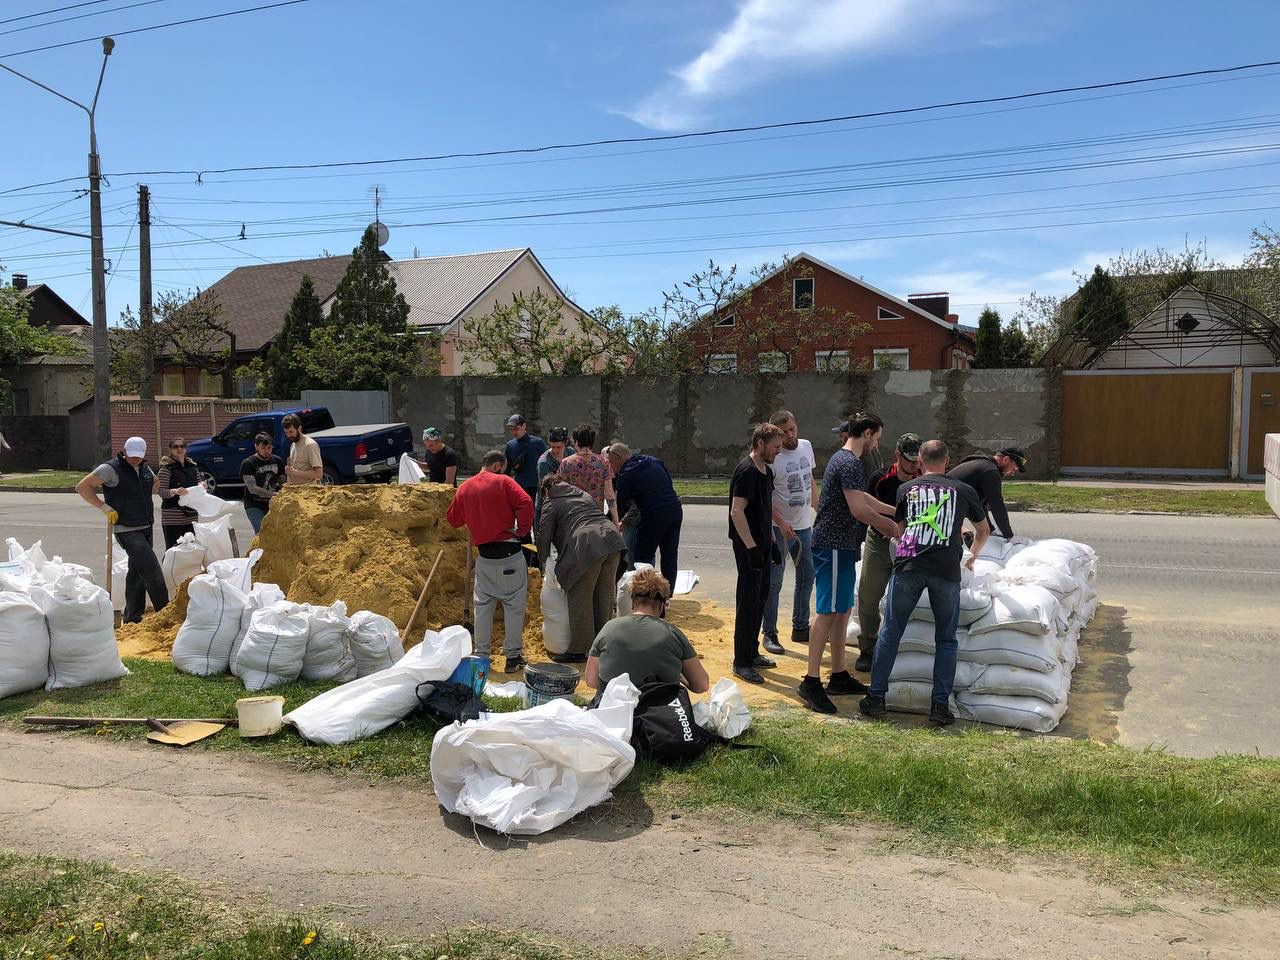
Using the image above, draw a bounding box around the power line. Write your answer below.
[0,1,112,27]
[97,57,1280,178]
[0,0,314,58]
[0,0,174,38]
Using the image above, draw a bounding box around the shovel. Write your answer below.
[145,718,226,747]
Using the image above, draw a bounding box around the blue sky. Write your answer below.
[3,0,1280,329]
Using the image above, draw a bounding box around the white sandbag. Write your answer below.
[6,536,46,566]
[430,673,640,835]
[0,590,50,698]
[967,584,1059,636]
[997,563,1082,599]
[348,610,405,677]
[958,627,1062,672]
[397,453,426,484]
[160,533,206,592]
[34,574,127,691]
[193,515,234,563]
[108,541,129,609]
[977,535,1013,562]
[673,570,699,595]
[909,584,992,626]
[884,680,954,715]
[886,651,980,690]
[178,483,236,519]
[692,677,751,739]
[233,600,310,691]
[300,600,357,683]
[955,691,1066,733]
[484,679,528,699]
[540,558,571,656]
[233,582,285,666]
[285,625,470,745]
[615,563,654,617]
[172,570,251,676]
[968,662,1070,704]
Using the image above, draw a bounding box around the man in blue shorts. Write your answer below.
[800,413,899,713]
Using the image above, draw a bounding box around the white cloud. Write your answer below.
[622,0,992,130]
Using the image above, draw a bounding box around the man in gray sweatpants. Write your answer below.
[446,449,535,674]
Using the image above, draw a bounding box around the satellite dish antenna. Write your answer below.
[369,221,389,247]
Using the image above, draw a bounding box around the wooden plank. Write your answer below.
[1247,373,1280,476]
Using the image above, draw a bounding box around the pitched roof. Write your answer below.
[204,254,353,352]
[373,248,530,330]
[17,283,90,328]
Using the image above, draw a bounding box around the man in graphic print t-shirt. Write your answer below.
[860,439,990,728]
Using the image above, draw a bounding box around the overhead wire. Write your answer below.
[0,0,175,38]
[0,1,112,27]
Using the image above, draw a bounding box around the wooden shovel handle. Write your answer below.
[401,548,445,644]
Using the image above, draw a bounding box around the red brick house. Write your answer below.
[690,253,975,373]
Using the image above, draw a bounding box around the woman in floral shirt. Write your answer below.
[557,423,621,528]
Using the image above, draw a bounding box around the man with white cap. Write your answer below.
[76,436,169,623]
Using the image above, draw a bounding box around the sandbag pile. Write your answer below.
[0,538,127,698]
[881,536,1099,733]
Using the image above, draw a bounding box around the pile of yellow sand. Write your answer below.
[117,580,191,658]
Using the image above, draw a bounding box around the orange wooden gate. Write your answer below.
[1243,369,1280,478]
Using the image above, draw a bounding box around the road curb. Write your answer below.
[0,485,77,494]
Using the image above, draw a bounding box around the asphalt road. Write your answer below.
[3,492,1278,757]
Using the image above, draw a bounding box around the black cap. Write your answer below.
[548,426,569,442]
[998,447,1028,472]
[505,414,526,427]
[831,421,850,434]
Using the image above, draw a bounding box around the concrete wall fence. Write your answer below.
[392,369,1058,479]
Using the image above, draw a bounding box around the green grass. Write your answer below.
[671,480,729,497]
[5,660,1280,898]
[0,852,704,960]
[0,469,82,489]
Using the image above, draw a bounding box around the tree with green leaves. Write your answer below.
[1,279,76,407]
[461,287,596,379]
[1000,319,1034,367]
[111,289,231,396]
[1071,265,1129,349]
[974,306,1004,368]
[258,274,322,399]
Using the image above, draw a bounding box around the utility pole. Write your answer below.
[138,184,154,400]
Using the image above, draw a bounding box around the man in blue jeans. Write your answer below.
[860,439,990,727]
[761,409,818,655]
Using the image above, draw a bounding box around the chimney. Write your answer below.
[12,273,27,291]
[908,292,949,321]
[945,313,959,325]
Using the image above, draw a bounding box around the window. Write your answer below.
[758,351,788,373]
[877,306,904,321]
[222,420,257,443]
[952,350,972,370]
[792,277,814,309]
[162,372,183,396]
[714,313,736,327]
[198,371,223,397]
[707,353,737,374]
[815,350,850,372]
[873,348,910,371]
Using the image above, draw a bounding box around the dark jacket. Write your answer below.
[536,480,626,590]
[947,454,1012,538]
[102,455,156,530]
[615,454,680,517]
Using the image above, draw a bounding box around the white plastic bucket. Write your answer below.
[236,695,285,737]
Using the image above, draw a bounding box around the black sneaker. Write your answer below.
[929,703,956,727]
[750,655,776,669]
[550,651,586,664]
[502,655,527,674]
[798,676,837,714]
[733,665,765,684]
[762,633,785,656]
[858,694,887,718]
[791,625,810,645]
[854,652,874,673]
[826,670,869,695]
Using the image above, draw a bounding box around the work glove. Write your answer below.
[770,543,783,566]
[101,505,119,524]
[747,546,768,571]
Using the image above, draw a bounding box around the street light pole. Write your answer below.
[0,37,115,461]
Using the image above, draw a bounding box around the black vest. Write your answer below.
[101,455,156,530]
[160,457,202,510]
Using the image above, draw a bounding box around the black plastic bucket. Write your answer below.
[524,661,580,707]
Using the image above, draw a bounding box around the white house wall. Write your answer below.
[1093,290,1276,369]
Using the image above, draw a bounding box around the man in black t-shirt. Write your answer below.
[861,439,990,727]
[240,433,285,534]
[727,422,785,684]
[418,427,460,485]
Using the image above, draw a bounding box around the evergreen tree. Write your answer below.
[1071,265,1129,349]
[974,306,1004,368]
[327,226,410,333]
[260,274,321,399]
[1000,320,1035,367]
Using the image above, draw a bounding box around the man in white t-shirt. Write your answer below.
[761,409,818,653]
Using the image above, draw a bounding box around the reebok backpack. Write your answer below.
[631,681,718,765]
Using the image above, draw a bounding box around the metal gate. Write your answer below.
[1061,369,1234,476]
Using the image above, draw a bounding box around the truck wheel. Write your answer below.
[200,471,218,495]
[321,464,340,486]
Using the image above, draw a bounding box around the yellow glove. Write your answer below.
[102,507,119,525]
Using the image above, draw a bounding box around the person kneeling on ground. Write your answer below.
[585,568,709,693]
[536,474,627,664]
[76,436,169,624]
[860,439,990,727]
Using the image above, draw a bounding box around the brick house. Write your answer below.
[689,252,975,373]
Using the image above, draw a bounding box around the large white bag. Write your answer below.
[967,584,1059,637]
[955,691,1067,733]
[194,515,235,563]
[615,563,654,617]
[35,574,127,691]
[0,590,50,698]
[968,662,1070,704]
[233,582,285,666]
[908,582,992,627]
[540,558,571,656]
[173,549,261,676]
[884,680,955,716]
[300,601,357,682]
[233,600,311,691]
[430,673,640,836]
[958,627,1062,672]
[178,483,237,519]
[886,651,980,691]
[893,620,968,656]
[160,533,206,592]
[348,610,405,677]
[692,677,751,739]
[397,453,425,484]
[285,625,470,745]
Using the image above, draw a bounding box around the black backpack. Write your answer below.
[631,682,720,765]
[416,680,484,724]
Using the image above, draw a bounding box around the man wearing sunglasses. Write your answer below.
[946,446,1026,541]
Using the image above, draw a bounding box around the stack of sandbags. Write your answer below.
[171,551,262,676]
[160,533,207,593]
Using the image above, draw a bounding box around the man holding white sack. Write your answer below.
[861,440,989,727]
[76,436,169,623]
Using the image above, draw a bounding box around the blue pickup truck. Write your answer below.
[186,407,414,493]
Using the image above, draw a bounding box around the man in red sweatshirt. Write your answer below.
[446,449,534,673]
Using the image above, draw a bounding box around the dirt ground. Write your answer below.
[2,731,1277,960]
